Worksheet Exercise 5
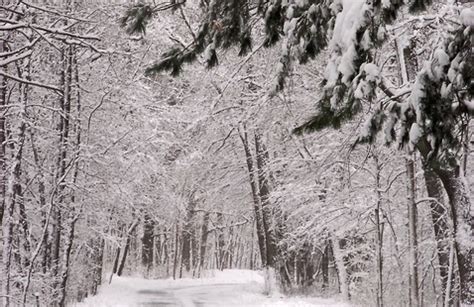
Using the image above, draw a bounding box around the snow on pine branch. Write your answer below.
[325,0,373,88]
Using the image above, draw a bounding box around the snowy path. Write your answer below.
[72,270,351,307]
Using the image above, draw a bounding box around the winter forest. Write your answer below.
[0,0,473,306]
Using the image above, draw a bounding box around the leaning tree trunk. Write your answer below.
[117,220,139,277]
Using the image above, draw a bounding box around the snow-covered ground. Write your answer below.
[72,270,352,307]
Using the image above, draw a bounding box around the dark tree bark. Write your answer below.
[406,156,420,307]
[112,247,121,275]
[51,46,74,298]
[30,131,49,273]
[321,241,330,290]
[417,138,473,304]
[173,223,179,279]
[141,213,155,274]
[374,154,384,307]
[435,166,473,304]
[58,215,79,307]
[1,53,29,307]
[238,125,267,266]
[423,167,451,301]
[0,40,7,226]
[181,195,197,275]
[117,221,139,276]
[199,212,210,273]
[215,212,226,270]
[254,130,278,268]
[91,238,105,295]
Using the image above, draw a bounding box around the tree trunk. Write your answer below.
[423,167,451,302]
[173,222,179,279]
[30,131,49,273]
[181,196,197,275]
[1,73,28,307]
[321,241,330,290]
[91,238,105,295]
[141,213,154,275]
[406,155,420,307]
[215,212,226,270]
[332,238,350,301]
[0,40,7,226]
[58,215,79,307]
[51,46,73,302]
[435,166,472,304]
[58,48,82,306]
[17,184,31,268]
[374,155,384,307]
[117,221,139,277]
[254,130,278,268]
[238,125,267,266]
[199,212,210,275]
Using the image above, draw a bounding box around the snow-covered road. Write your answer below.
[72,270,351,307]
[135,283,260,306]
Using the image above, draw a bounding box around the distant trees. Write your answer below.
[0,1,472,307]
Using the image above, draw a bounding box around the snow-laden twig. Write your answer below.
[0,70,63,94]
[0,50,32,66]
[0,18,100,41]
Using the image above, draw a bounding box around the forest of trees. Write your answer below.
[0,0,472,307]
